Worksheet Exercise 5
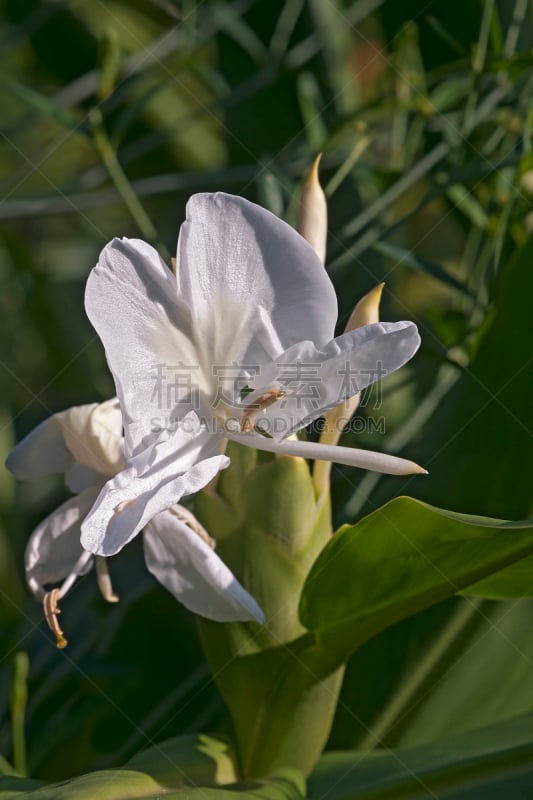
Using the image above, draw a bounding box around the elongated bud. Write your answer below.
[346,282,384,331]
[314,283,385,494]
[298,154,327,264]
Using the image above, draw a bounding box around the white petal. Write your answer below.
[6,415,71,480]
[6,401,124,485]
[81,420,229,557]
[226,431,427,475]
[25,488,99,599]
[176,193,338,361]
[243,321,421,438]
[57,399,125,476]
[65,462,103,493]
[143,509,264,623]
[85,238,197,457]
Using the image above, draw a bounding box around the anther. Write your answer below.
[43,588,68,649]
[240,389,285,432]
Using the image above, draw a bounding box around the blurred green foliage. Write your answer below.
[0,0,532,788]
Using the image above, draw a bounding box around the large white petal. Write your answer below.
[5,415,71,480]
[240,321,421,438]
[25,488,99,599]
[143,509,264,623]
[176,193,338,363]
[85,238,197,457]
[80,420,229,557]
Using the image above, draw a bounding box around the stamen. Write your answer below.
[240,389,285,432]
[43,589,68,649]
[172,506,215,549]
[95,557,120,603]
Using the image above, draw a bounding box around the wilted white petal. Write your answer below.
[177,193,338,358]
[65,462,103,493]
[226,431,427,475]
[85,238,197,457]
[144,509,264,623]
[6,416,71,480]
[58,399,124,476]
[246,321,420,438]
[25,488,99,599]
[81,420,229,557]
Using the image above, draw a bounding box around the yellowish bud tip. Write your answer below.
[55,634,68,650]
[298,154,328,264]
[346,282,385,331]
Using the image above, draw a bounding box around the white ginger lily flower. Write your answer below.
[81,192,424,560]
[6,399,264,646]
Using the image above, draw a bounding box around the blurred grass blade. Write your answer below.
[10,653,29,777]
[372,240,475,298]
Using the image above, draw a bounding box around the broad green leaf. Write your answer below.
[0,778,47,800]
[125,734,237,786]
[394,599,533,748]
[0,766,304,800]
[307,712,533,799]
[466,554,533,598]
[299,497,533,663]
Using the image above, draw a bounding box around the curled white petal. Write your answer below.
[243,321,421,439]
[81,422,229,557]
[6,415,71,480]
[57,398,124,476]
[25,488,99,600]
[144,509,264,623]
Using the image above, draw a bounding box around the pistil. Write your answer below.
[43,588,68,649]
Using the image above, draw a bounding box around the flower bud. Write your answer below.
[298,154,327,264]
[315,283,384,493]
[345,281,384,330]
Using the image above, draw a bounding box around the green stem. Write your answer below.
[358,597,484,751]
[90,110,170,260]
[10,652,29,776]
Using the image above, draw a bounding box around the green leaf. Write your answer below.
[0,734,261,799]
[307,713,533,799]
[299,497,533,663]
[5,81,81,130]
[465,554,533,598]
[0,765,304,800]
[394,599,533,748]
[124,734,237,786]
